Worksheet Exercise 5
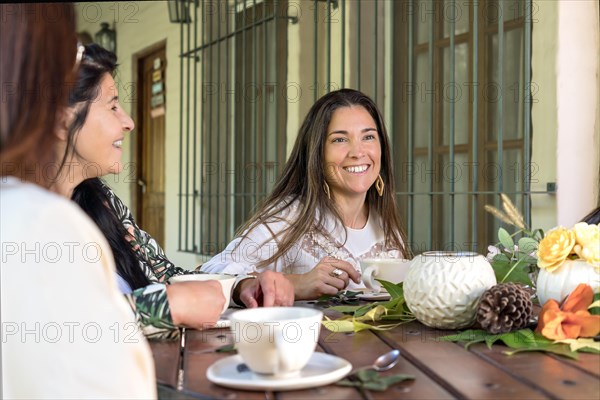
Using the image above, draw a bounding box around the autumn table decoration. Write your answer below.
[536,283,600,341]
[484,194,542,287]
[442,283,599,358]
[536,223,600,305]
[476,283,533,334]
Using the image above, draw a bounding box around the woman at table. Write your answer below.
[1,4,155,398]
[53,44,293,339]
[202,89,411,299]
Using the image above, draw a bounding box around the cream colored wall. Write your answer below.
[531,0,559,231]
[75,1,200,269]
[531,0,600,230]
[555,0,600,226]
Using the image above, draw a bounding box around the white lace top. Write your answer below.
[201,200,402,290]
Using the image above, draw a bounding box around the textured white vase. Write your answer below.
[536,259,600,306]
[404,252,497,329]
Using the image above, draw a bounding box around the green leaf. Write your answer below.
[590,293,600,315]
[215,344,236,353]
[556,338,600,353]
[517,237,538,254]
[376,280,404,299]
[441,329,580,359]
[329,305,366,314]
[337,371,415,392]
[353,304,378,318]
[498,228,514,250]
[440,329,490,348]
[490,257,533,286]
[531,228,545,241]
[516,254,538,265]
[492,253,511,264]
[357,369,379,382]
[498,330,553,349]
[380,374,416,386]
[504,345,578,360]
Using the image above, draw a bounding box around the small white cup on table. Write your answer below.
[359,258,411,293]
[229,307,323,377]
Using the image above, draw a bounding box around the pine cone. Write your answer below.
[476,283,533,334]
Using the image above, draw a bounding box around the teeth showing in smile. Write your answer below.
[113,140,123,148]
[344,165,368,173]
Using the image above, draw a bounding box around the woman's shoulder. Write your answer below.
[1,178,113,263]
[260,197,303,223]
[2,178,89,222]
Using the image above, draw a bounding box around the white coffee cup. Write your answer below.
[229,307,323,377]
[169,273,236,313]
[359,258,411,293]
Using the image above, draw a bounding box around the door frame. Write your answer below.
[130,39,167,224]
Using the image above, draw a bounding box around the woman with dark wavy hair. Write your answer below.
[1,4,155,398]
[202,89,411,299]
[59,44,293,339]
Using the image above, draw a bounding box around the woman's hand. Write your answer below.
[236,270,295,308]
[166,281,225,329]
[287,257,362,300]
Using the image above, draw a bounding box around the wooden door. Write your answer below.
[135,44,166,247]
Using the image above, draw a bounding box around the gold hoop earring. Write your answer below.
[375,175,384,197]
[323,182,331,199]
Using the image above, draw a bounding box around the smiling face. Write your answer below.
[72,73,134,177]
[323,105,381,202]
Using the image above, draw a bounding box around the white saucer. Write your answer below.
[357,291,391,301]
[210,308,233,329]
[212,318,231,329]
[206,352,352,391]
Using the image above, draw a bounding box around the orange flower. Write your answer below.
[562,283,594,313]
[536,284,600,340]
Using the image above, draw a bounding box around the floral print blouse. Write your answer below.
[101,183,192,340]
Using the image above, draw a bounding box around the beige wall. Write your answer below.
[531,0,559,231]
[555,0,600,226]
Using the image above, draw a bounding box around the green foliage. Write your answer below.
[485,195,545,287]
[440,329,580,359]
[337,369,415,391]
[589,292,600,316]
[322,281,414,333]
[488,227,543,286]
[215,344,236,353]
[317,290,361,306]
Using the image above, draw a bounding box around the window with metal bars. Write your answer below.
[177,0,538,257]
[177,0,288,255]
[393,0,534,253]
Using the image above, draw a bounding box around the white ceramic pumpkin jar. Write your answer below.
[536,259,599,306]
[404,251,497,329]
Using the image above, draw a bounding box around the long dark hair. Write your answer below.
[237,89,411,268]
[1,4,77,187]
[69,44,150,290]
[73,178,150,289]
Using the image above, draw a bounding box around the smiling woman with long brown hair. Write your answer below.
[202,89,411,299]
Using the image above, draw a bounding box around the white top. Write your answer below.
[201,201,401,290]
[0,177,156,399]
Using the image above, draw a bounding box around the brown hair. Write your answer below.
[237,89,411,268]
[0,3,77,187]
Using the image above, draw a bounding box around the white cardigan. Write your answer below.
[1,178,156,399]
[201,201,401,290]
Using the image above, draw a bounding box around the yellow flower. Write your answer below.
[573,223,600,268]
[537,227,576,272]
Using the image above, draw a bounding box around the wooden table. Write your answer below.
[150,302,600,399]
